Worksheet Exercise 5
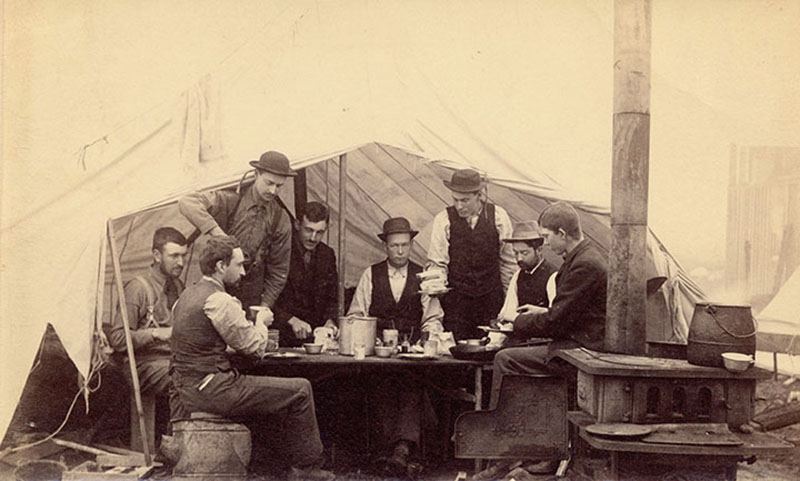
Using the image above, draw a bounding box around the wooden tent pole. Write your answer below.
[337,153,348,317]
[107,220,153,466]
[605,0,652,355]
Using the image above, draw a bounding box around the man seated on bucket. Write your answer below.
[347,217,443,478]
[169,235,333,481]
[495,220,557,333]
[272,201,339,347]
[109,227,187,420]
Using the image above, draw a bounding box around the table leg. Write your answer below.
[474,366,483,473]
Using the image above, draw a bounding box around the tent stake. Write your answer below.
[107,220,153,466]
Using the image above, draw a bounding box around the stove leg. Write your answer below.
[609,451,620,481]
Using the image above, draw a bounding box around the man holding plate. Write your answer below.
[496,220,557,325]
[426,168,515,340]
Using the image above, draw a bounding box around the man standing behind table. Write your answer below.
[491,201,607,410]
[170,236,333,481]
[273,201,339,347]
[347,217,442,477]
[109,227,187,402]
[496,220,557,324]
[426,168,515,340]
[178,150,295,311]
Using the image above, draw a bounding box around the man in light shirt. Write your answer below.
[496,221,557,324]
[348,217,443,340]
[426,168,515,340]
[169,236,332,481]
[347,217,441,477]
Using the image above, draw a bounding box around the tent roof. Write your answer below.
[757,267,800,355]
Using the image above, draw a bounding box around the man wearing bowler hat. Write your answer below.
[426,168,515,340]
[496,220,557,323]
[179,151,295,311]
[349,216,443,341]
[347,217,442,477]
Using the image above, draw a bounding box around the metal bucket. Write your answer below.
[173,416,251,481]
[338,316,377,356]
[687,303,757,368]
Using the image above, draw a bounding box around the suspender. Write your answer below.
[131,275,161,328]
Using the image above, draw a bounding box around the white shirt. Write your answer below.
[426,203,516,290]
[202,276,269,358]
[497,262,558,322]
[348,263,444,333]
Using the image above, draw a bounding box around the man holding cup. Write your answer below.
[346,217,442,477]
[170,236,333,481]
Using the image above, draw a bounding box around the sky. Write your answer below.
[3,0,800,287]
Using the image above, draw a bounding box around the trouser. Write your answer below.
[490,342,578,408]
[171,370,325,469]
[441,287,504,340]
[367,374,435,454]
[121,355,183,427]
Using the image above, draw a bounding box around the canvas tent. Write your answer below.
[757,266,800,357]
[1,3,709,442]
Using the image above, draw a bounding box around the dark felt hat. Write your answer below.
[502,220,544,243]
[377,217,419,241]
[248,151,297,177]
[443,169,484,193]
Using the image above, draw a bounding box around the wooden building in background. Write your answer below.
[726,144,800,307]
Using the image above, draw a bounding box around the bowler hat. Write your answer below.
[502,220,544,243]
[377,217,419,241]
[248,151,297,177]
[443,169,484,193]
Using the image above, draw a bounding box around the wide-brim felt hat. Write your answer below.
[503,220,544,243]
[248,150,297,177]
[377,217,419,241]
[443,169,484,193]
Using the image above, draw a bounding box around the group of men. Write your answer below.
[108,149,608,479]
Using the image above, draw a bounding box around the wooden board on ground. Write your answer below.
[63,461,154,480]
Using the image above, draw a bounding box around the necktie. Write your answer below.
[164,279,179,310]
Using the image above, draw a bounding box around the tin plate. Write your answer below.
[585,423,653,439]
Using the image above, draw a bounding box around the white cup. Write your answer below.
[382,329,399,347]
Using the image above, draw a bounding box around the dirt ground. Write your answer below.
[2,330,799,480]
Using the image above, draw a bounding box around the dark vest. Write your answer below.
[170,278,231,376]
[369,260,423,340]
[447,203,501,297]
[517,260,556,308]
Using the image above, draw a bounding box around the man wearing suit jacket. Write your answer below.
[491,201,607,409]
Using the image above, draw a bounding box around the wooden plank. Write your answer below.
[568,410,793,455]
[558,348,771,379]
[753,402,800,431]
[107,221,153,466]
[51,438,113,456]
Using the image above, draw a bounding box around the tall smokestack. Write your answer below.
[605,0,652,355]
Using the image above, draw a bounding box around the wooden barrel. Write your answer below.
[172,413,251,481]
[687,303,757,368]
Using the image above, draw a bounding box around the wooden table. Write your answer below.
[234,349,490,470]
[236,349,489,412]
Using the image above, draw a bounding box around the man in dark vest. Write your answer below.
[426,168,515,340]
[273,201,339,347]
[347,217,442,477]
[496,221,557,324]
[178,150,295,311]
[170,236,333,481]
